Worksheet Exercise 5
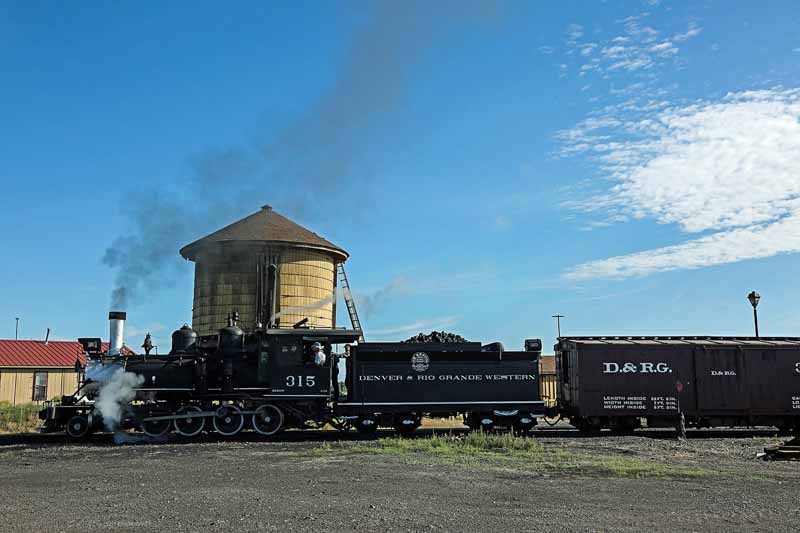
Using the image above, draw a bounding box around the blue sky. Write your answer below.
[2,1,799,352]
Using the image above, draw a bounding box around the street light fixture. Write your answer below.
[747,291,760,338]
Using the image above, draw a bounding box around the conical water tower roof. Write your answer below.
[179,205,348,261]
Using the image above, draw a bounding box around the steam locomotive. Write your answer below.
[40,312,545,438]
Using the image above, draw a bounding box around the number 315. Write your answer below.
[286,375,316,387]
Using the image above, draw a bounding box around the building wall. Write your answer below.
[0,369,78,406]
[191,244,337,336]
[539,356,558,408]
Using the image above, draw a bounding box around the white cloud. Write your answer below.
[560,88,800,280]
[538,45,555,55]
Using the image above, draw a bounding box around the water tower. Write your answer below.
[180,205,348,336]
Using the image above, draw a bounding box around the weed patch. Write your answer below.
[317,432,706,480]
[0,403,41,434]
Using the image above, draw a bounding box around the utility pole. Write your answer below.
[552,314,565,338]
[15,317,19,340]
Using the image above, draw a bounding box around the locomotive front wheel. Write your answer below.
[213,405,245,436]
[252,404,284,436]
[141,417,172,437]
[174,405,205,437]
[66,415,90,439]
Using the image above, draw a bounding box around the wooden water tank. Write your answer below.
[180,206,348,336]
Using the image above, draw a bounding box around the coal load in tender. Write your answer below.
[403,331,468,343]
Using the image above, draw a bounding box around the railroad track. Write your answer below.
[0,425,790,448]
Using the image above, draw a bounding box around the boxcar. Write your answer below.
[337,341,545,434]
[556,337,800,433]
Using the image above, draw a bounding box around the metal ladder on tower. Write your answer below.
[337,263,364,342]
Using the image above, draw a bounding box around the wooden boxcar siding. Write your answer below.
[191,246,336,336]
[0,369,78,406]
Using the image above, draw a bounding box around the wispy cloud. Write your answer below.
[559,13,702,88]
[559,88,800,280]
[370,316,460,337]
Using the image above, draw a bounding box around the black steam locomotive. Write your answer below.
[40,312,544,438]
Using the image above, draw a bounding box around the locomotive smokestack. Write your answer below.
[108,311,127,356]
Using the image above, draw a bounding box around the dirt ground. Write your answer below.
[1,427,798,533]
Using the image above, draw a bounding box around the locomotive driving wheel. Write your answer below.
[174,405,205,437]
[213,404,245,436]
[252,404,284,436]
[141,416,172,437]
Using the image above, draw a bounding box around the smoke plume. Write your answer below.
[354,276,408,319]
[269,291,338,326]
[103,2,503,309]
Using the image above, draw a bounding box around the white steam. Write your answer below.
[85,363,144,432]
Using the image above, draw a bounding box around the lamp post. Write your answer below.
[747,291,760,338]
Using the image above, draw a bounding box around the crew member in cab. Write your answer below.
[305,342,327,367]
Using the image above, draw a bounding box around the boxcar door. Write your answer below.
[693,348,749,412]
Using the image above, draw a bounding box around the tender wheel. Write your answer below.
[174,405,205,437]
[66,415,90,439]
[393,415,421,436]
[513,415,536,435]
[213,405,245,436]
[252,404,284,436]
[141,416,172,437]
[355,416,378,434]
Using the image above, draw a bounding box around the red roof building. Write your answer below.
[0,340,131,406]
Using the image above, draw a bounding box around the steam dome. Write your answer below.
[180,205,348,336]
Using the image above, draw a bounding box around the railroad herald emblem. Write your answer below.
[411,352,430,372]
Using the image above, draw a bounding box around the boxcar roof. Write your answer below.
[559,336,800,347]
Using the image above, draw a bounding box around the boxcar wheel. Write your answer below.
[66,415,90,439]
[174,405,205,437]
[213,405,245,436]
[252,404,284,436]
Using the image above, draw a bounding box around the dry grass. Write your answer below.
[0,402,41,434]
